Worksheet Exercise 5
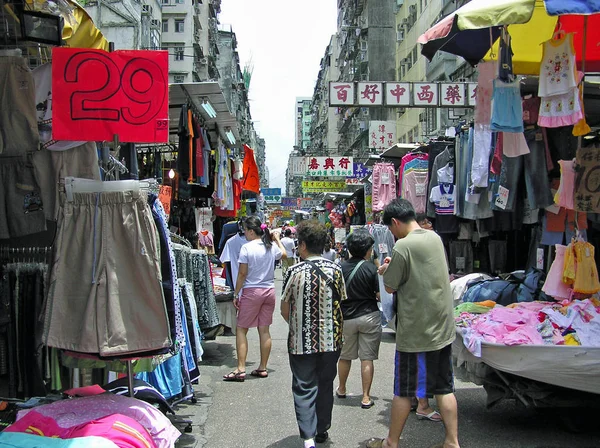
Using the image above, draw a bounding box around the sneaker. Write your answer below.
[315,432,329,443]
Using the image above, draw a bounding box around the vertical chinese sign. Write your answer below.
[306,156,354,177]
[369,121,397,151]
[52,48,169,143]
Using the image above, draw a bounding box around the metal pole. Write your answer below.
[127,360,134,398]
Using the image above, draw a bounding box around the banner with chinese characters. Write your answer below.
[281,197,297,208]
[297,198,321,209]
[329,81,477,108]
[345,178,364,186]
[302,180,346,193]
[350,162,372,179]
[289,157,308,176]
[158,185,172,217]
[306,156,354,177]
[261,188,281,204]
[369,121,397,151]
[575,147,600,212]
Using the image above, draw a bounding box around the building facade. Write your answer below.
[295,97,312,150]
[395,0,472,143]
[334,0,396,158]
[310,34,340,155]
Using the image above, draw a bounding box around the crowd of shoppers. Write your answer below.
[220,203,459,448]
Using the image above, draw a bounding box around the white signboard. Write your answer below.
[468,83,478,106]
[385,82,411,106]
[440,83,466,107]
[297,198,321,209]
[413,83,439,107]
[289,156,307,176]
[329,82,355,106]
[357,82,384,106]
[306,156,354,177]
[369,121,397,152]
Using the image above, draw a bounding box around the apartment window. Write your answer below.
[175,19,184,33]
[162,19,168,32]
[161,0,169,4]
[412,46,418,64]
[419,0,423,12]
[175,46,184,61]
[174,75,185,83]
[175,0,184,3]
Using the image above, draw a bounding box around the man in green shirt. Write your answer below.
[367,199,459,448]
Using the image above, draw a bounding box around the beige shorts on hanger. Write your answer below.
[44,189,171,356]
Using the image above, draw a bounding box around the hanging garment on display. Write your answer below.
[44,180,171,356]
[31,141,101,222]
[542,244,573,300]
[32,63,85,151]
[537,82,583,128]
[538,34,578,98]
[241,144,260,194]
[571,241,600,295]
[501,132,530,157]
[402,170,428,214]
[498,28,514,82]
[555,159,576,210]
[0,55,40,156]
[398,152,428,196]
[427,147,454,218]
[470,125,493,188]
[474,61,497,126]
[490,78,525,133]
[372,163,396,212]
[195,206,214,234]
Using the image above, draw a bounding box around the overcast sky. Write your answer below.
[219,1,338,193]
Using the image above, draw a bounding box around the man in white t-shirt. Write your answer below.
[221,232,248,290]
[280,229,296,276]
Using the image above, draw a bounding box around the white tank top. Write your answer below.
[538,33,577,97]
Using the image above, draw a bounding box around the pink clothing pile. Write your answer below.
[13,393,180,448]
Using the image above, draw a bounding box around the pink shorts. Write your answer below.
[237,287,276,329]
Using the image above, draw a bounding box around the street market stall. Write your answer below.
[416,0,600,414]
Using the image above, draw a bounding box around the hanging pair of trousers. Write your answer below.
[288,350,340,440]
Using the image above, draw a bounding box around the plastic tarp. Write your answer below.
[454,331,600,394]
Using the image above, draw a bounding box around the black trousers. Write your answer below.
[288,350,340,440]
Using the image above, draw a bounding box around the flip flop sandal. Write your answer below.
[335,388,346,398]
[365,438,386,448]
[416,411,443,422]
[223,371,245,382]
[250,369,268,378]
[361,399,375,409]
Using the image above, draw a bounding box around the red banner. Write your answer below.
[52,48,169,143]
[158,185,173,217]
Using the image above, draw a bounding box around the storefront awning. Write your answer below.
[380,143,420,159]
[169,82,240,147]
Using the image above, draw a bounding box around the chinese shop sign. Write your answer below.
[345,178,364,186]
[261,188,282,204]
[329,81,477,108]
[575,147,600,212]
[369,121,397,151]
[281,197,297,207]
[350,162,371,179]
[52,48,169,143]
[289,157,308,176]
[305,156,354,177]
[302,181,347,193]
[297,198,321,209]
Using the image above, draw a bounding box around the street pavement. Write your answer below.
[175,269,600,448]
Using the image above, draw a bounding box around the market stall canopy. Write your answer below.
[418,0,600,75]
[169,82,240,146]
[380,143,420,159]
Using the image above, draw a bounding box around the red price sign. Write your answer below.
[52,48,169,143]
[158,185,172,217]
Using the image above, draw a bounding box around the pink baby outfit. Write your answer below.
[541,244,573,300]
[554,159,575,210]
[372,163,397,212]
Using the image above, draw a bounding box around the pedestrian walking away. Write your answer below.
[281,220,347,448]
[337,229,382,409]
[223,216,288,382]
[369,199,460,448]
[281,228,297,276]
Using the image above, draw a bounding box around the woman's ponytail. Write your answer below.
[260,223,273,249]
[244,216,272,249]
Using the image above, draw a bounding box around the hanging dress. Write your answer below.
[554,159,576,210]
[542,244,573,300]
[573,241,600,294]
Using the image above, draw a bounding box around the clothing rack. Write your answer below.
[0,246,52,262]
[170,232,192,248]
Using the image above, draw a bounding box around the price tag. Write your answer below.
[415,184,426,197]
[523,110,530,121]
[455,256,466,270]
[381,172,390,185]
[494,186,509,210]
[536,248,544,269]
[52,48,169,143]
[378,243,389,254]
